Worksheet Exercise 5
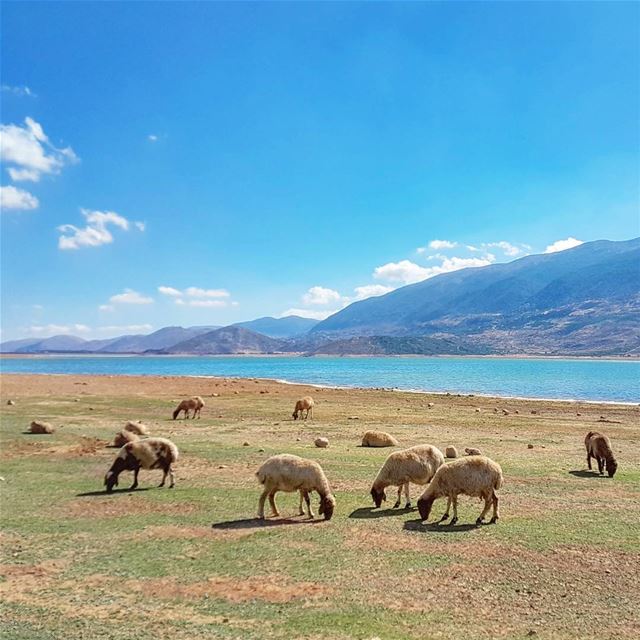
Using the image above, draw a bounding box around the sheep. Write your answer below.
[104,437,179,492]
[585,431,618,477]
[256,454,335,520]
[361,430,399,448]
[113,429,140,448]
[445,446,458,459]
[465,447,482,456]
[314,437,329,448]
[417,456,503,525]
[29,421,55,434]
[124,421,149,436]
[172,396,204,420]
[292,396,314,420]
[370,444,445,510]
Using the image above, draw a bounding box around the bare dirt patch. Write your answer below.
[127,574,331,604]
[62,495,198,518]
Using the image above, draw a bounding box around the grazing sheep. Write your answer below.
[445,446,458,459]
[172,396,204,420]
[314,437,329,448]
[113,429,140,448]
[417,456,503,525]
[585,431,618,477]
[361,430,399,448]
[104,437,179,493]
[7,400,15,406]
[427,402,435,409]
[292,396,314,421]
[370,444,445,510]
[256,454,335,520]
[29,421,55,434]
[124,421,149,436]
[465,447,482,456]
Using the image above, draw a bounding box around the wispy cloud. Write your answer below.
[109,289,154,305]
[0,117,78,182]
[148,134,159,142]
[175,299,228,308]
[26,323,90,336]
[352,284,394,300]
[1,85,36,97]
[280,308,337,321]
[0,185,39,211]
[98,304,115,312]
[158,285,233,308]
[97,324,153,334]
[544,237,583,254]
[58,209,143,250]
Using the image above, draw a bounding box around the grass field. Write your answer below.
[1,373,639,640]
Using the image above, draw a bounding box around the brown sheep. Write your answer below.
[113,430,140,447]
[585,431,618,477]
[292,396,314,421]
[465,447,482,456]
[172,396,204,420]
[124,421,149,436]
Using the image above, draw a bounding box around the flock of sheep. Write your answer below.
[91,393,622,527]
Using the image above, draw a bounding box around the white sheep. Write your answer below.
[292,396,314,420]
[370,444,444,510]
[445,446,458,459]
[29,420,55,434]
[104,437,179,492]
[361,430,399,447]
[124,421,149,436]
[417,456,503,525]
[256,454,336,520]
[172,396,204,420]
[113,429,139,447]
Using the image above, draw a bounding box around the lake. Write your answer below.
[1,355,639,403]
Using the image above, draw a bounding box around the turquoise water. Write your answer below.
[1,355,639,403]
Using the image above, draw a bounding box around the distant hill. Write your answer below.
[162,326,285,354]
[99,326,218,353]
[2,335,99,353]
[308,335,491,356]
[312,238,640,355]
[232,315,318,338]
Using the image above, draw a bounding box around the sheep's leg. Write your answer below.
[489,491,499,524]
[268,491,280,517]
[298,491,305,516]
[586,452,592,470]
[258,489,269,519]
[159,467,167,487]
[393,485,403,509]
[450,495,459,525]
[303,490,314,518]
[597,457,604,475]
[309,407,313,420]
[404,483,411,509]
[476,495,492,524]
[439,497,452,522]
[168,465,175,488]
[130,466,140,490]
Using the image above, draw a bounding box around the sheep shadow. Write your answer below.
[211,517,324,530]
[569,470,608,479]
[403,518,479,533]
[349,506,414,519]
[76,487,153,497]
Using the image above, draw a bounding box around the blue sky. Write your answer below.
[1,1,639,341]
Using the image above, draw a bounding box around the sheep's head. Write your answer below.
[417,495,435,521]
[607,459,618,478]
[104,470,118,493]
[292,411,299,421]
[319,494,336,521]
[370,486,386,508]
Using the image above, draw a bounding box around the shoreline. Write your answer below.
[1,371,637,407]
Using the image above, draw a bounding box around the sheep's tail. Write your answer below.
[494,470,504,490]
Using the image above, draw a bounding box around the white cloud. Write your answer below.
[301,286,343,306]
[109,289,154,305]
[27,323,90,336]
[179,299,228,308]
[353,284,395,300]
[374,260,430,284]
[134,221,146,231]
[544,237,583,254]
[1,85,36,97]
[184,287,230,299]
[429,239,458,250]
[158,286,182,297]
[58,208,142,250]
[484,241,525,257]
[0,185,39,210]
[148,134,158,142]
[0,117,78,182]
[98,304,115,312]
[280,308,338,321]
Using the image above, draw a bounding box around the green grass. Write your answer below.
[1,381,639,639]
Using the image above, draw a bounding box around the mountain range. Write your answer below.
[2,239,638,356]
